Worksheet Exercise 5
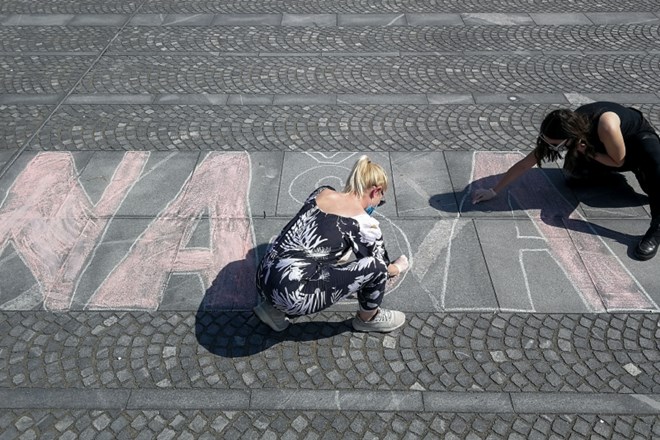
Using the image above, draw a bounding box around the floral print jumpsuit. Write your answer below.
[256,186,391,316]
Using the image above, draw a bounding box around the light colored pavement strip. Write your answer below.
[2,13,660,27]
[1,389,659,414]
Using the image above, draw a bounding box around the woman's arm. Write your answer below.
[588,111,626,167]
[472,151,537,203]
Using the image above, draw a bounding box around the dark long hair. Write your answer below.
[534,109,594,171]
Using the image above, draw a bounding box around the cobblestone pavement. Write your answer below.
[2,0,660,438]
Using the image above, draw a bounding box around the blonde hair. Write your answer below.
[344,155,388,197]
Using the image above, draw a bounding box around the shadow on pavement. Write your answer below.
[195,244,352,358]
[430,168,647,257]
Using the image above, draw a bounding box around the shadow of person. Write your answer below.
[430,167,647,256]
[195,244,351,358]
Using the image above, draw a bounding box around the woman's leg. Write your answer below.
[269,256,389,317]
[631,131,660,260]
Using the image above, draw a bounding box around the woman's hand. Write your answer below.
[388,255,409,277]
[472,188,497,204]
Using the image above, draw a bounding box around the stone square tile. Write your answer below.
[68,217,154,309]
[475,219,595,313]
[249,152,284,218]
[391,152,458,217]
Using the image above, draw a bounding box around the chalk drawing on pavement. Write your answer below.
[0,151,257,312]
[0,151,149,311]
[0,150,657,312]
[468,151,658,313]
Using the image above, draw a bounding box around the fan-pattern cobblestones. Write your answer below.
[1,312,659,393]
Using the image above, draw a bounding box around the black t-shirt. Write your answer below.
[575,101,646,155]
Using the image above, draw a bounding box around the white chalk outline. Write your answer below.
[468,150,658,313]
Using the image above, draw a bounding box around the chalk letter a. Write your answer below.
[87,152,256,310]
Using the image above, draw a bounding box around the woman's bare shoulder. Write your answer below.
[316,189,363,217]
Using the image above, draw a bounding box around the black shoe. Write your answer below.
[634,223,660,261]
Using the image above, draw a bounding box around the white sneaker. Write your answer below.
[352,308,405,333]
[253,300,290,332]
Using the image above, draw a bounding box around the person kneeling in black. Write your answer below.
[472,101,660,261]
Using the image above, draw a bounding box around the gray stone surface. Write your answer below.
[127,389,250,409]
[212,13,281,26]
[338,14,407,26]
[528,13,593,25]
[112,152,200,217]
[3,0,660,435]
[0,389,131,409]
[511,393,660,414]
[70,54,660,95]
[2,14,75,25]
[423,392,513,412]
[461,13,535,26]
[281,13,337,27]
[391,152,457,217]
[586,12,660,25]
[162,13,215,26]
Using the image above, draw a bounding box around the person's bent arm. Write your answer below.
[590,112,626,168]
[472,151,537,203]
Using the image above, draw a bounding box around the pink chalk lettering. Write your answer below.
[0,152,149,310]
[87,152,256,310]
[473,152,654,311]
